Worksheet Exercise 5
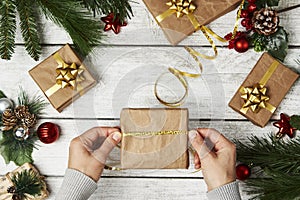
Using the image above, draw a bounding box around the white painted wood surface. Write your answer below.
[1,0,300,199]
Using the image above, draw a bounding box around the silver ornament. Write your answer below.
[0,98,14,114]
[13,125,30,141]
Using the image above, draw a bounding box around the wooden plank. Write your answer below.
[44,177,252,200]
[0,46,299,119]
[0,119,281,177]
[13,0,300,46]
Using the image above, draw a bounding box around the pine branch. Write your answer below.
[0,0,17,60]
[0,90,7,98]
[16,0,41,61]
[17,89,47,117]
[245,170,300,200]
[235,135,300,174]
[11,169,43,199]
[80,0,133,22]
[36,0,105,57]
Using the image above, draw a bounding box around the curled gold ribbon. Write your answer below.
[239,60,279,114]
[45,53,85,97]
[154,0,245,107]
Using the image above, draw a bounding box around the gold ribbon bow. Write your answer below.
[45,53,85,97]
[239,60,279,114]
[154,0,245,107]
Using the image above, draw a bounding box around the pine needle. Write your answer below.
[36,0,105,57]
[16,0,42,61]
[0,0,17,60]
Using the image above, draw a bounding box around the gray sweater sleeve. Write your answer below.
[207,181,241,200]
[56,169,97,200]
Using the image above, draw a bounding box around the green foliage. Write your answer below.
[291,115,300,130]
[0,129,37,166]
[36,0,105,57]
[0,90,7,98]
[250,0,280,10]
[17,0,41,61]
[81,0,133,22]
[17,89,47,116]
[0,0,17,60]
[11,169,43,199]
[265,27,288,62]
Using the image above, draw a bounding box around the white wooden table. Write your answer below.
[1,1,299,199]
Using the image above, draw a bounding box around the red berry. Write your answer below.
[248,0,256,3]
[240,10,249,18]
[241,19,248,27]
[247,3,257,12]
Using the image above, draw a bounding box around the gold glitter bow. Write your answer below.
[240,84,270,113]
[45,53,85,97]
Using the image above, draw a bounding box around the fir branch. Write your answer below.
[0,0,17,60]
[245,170,300,200]
[16,0,42,61]
[0,129,38,166]
[36,0,105,57]
[0,90,7,98]
[11,169,43,199]
[17,89,47,117]
[80,0,133,22]
[235,135,300,174]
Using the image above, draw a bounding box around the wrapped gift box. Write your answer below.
[0,163,49,200]
[29,44,96,112]
[120,108,189,169]
[143,0,241,45]
[229,53,299,127]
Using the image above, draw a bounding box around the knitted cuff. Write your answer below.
[56,169,97,200]
[206,181,242,200]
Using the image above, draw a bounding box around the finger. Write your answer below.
[197,128,233,151]
[188,130,214,160]
[92,131,122,164]
[194,152,201,169]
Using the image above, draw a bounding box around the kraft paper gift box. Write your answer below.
[0,163,49,200]
[229,53,299,127]
[143,0,241,45]
[120,108,189,169]
[29,44,96,112]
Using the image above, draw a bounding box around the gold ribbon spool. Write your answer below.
[239,60,279,114]
[154,0,245,107]
[45,53,85,97]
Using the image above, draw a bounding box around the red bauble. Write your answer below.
[240,10,249,18]
[234,37,249,53]
[101,13,127,34]
[247,3,257,12]
[236,164,251,180]
[37,122,60,144]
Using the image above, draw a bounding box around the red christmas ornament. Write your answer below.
[240,10,249,18]
[236,164,251,180]
[247,3,257,12]
[234,37,249,53]
[273,113,296,138]
[101,13,127,34]
[37,122,60,144]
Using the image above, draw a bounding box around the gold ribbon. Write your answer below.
[123,130,187,137]
[239,60,279,114]
[45,53,85,97]
[154,0,245,107]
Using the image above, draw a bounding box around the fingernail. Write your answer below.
[112,131,122,142]
[188,130,198,141]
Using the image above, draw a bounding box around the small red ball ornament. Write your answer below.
[240,10,249,18]
[37,122,60,144]
[234,37,249,53]
[247,3,257,12]
[236,164,251,180]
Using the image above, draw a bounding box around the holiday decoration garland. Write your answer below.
[225,0,300,61]
[0,90,47,166]
[0,0,133,61]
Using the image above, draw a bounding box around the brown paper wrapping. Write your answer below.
[229,53,299,127]
[120,108,189,169]
[0,163,49,200]
[143,0,241,45]
[29,44,96,112]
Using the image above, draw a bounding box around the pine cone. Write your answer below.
[23,113,37,128]
[7,186,16,193]
[2,109,17,130]
[252,8,279,36]
[14,105,29,120]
